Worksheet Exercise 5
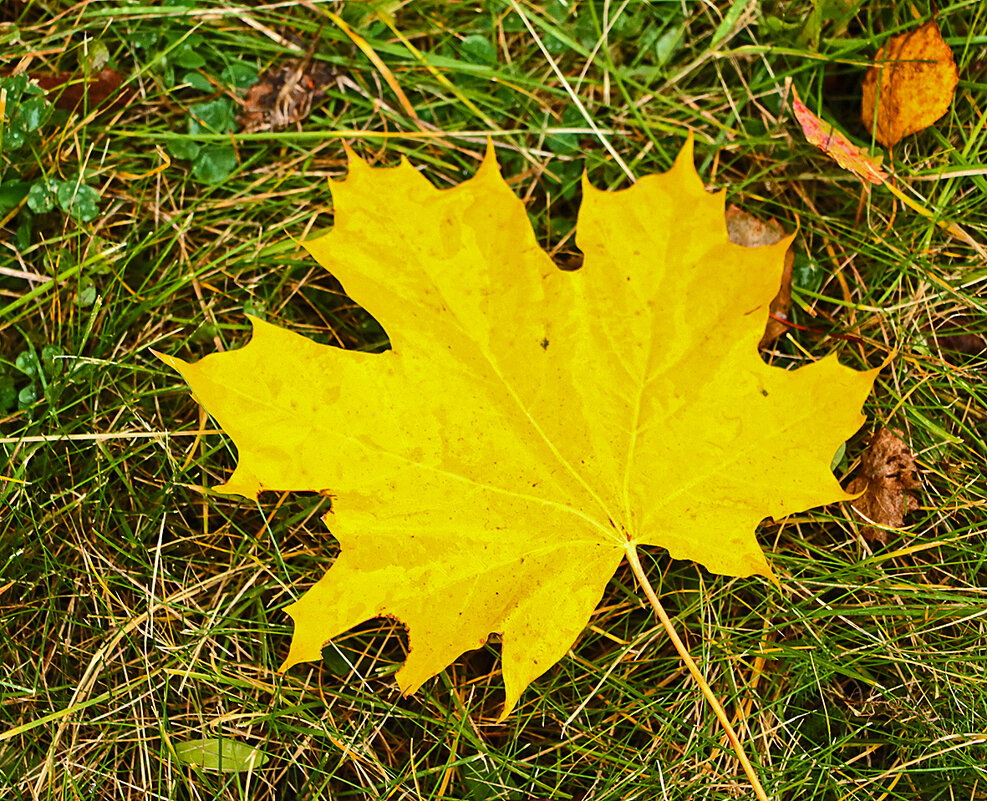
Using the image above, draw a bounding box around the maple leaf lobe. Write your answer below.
[160,140,877,716]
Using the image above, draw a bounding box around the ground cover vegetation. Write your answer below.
[1,1,985,799]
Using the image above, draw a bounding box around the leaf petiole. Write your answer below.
[623,544,771,801]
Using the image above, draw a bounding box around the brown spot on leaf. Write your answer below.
[846,428,921,544]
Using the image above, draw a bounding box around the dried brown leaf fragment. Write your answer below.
[33,68,128,112]
[847,428,922,544]
[237,60,335,133]
[927,314,987,362]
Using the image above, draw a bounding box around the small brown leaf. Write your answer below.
[33,68,127,113]
[861,18,959,147]
[725,205,794,349]
[927,314,987,361]
[847,428,921,544]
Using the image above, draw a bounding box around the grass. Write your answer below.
[2,0,986,799]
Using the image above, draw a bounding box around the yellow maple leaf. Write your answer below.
[861,18,959,147]
[158,140,878,717]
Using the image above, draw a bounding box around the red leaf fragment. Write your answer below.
[792,89,889,185]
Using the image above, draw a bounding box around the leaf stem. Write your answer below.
[623,543,771,801]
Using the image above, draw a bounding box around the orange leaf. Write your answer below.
[792,89,888,184]
[861,18,959,147]
[159,141,878,716]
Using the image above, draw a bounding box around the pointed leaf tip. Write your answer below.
[483,136,497,164]
[152,348,187,372]
[339,141,371,179]
[674,130,695,168]
[474,138,501,181]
